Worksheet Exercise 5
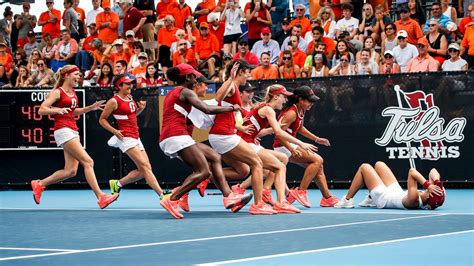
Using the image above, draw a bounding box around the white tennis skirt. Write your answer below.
[249,143,263,153]
[54,127,79,147]
[159,135,196,158]
[208,134,241,155]
[108,136,145,153]
[273,143,298,158]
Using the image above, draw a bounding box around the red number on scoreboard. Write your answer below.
[21,128,44,144]
[21,105,31,120]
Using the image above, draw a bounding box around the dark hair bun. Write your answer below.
[166,67,181,82]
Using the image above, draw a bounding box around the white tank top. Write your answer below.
[311,66,326,77]
[443,6,452,19]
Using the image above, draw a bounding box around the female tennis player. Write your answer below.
[335,161,445,210]
[273,86,339,208]
[99,73,165,201]
[31,65,119,209]
[159,63,252,219]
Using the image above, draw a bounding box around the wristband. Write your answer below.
[423,181,430,189]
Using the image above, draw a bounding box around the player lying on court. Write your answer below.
[335,161,445,210]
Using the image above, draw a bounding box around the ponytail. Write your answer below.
[54,65,79,89]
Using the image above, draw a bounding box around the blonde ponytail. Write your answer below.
[54,65,79,89]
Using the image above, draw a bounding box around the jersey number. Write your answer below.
[129,102,136,112]
[71,98,77,109]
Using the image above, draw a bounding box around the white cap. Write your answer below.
[125,30,135,37]
[384,50,394,56]
[207,12,219,23]
[446,21,457,32]
[448,43,460,51]
[113,38,124,45]
[396,30,408,38]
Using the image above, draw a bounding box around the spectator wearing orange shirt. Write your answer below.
[395,5,424,45]
[461,24,474,69]
[214,0,227,12]
[233,39,259,65]
[406,37,440,72]
[38,0,61,40]
[291,4,311,36]
[156,0,175,20]
[167,0,192,29]
[195,0,217,26]
[104,38,132,66]
[0,41,14,86]
[208,12,225,50]
[279,50,301,78]
[183,16,199,46]
[195,22,220,78]
[157,15,178,69]
[251,52,279,80]
[172,39,197,67]
[75,23,98,72]
[306,26,336,60]
[280,35,306,68]
[96,1,119,45]
[132,52,148,86]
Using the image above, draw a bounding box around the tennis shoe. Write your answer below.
[320,195,340,207]
[289,188,311,208]
[109,179,121,195]
[224,192,253,210]
[98,193,119,209]
[334,196,354,208]
[273,201,301,214]
[249,201,277,215]
[286,190,296,204]
[231,184,246,195]
[31,180,45,204]
[197,178,209,197]
[358,194,376,207]
[160,195,183,219]
[262,188,276,206]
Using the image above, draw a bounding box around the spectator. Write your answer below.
[96,0,119,45]
[304,18,322,42]
[293,0,310,17]
[0,41,14,86]
[380,50,401,74]
[97,62,113,86]
[221,0,244,56]
[23,31,39,60]
[393,30,419,72]
[426,19,448,65]
[245,0,272,48]
[134,0,157,61]
[25,59,55,87]
[73,0,87,37]
[90,38,106,73]
[395,4,424,45]
[10,14,20,53]
[302,52,329,77]
[131,52,148,84]
[87,0,104,26]
[16,1,37,49]
[306,26,336,60]
[355,48,379,74]
[329,52,355,76]
[42,33,57,66]
[167,0,192,29]
[233,39,259,65]
[442,43,468,71]
[358,3,375,43]
[208,12,225,51]
[334,4,361,51]
[170,29,191,55]
[281,35,306,68]
[408,0,426,25]
[251,52,279,79]
[356,36,380,64]
[38,0,61,41]
[50,30,79,71]
[183,16,199,46]
[406,37,440,72]
[27,49,42,76]
[172,39,196,67]
[124,30,137,49]
[268,0,289,34]
[381,23,397,56]
[75,23,99,72]
[458,4,474,38]
[195,22,220,78]
[218,54,233,81]
[114,60,134,78]
[121,0,146,39]
[195,0,216,26]
[105,38,132,65]
[15,65,30,87]
[281,24,308,52]
[156,0,173,20]
[127,40,144,70]
[251,27,281,64]
[63,0,81,42]
[423,2,452,35]
[273,18,292,46]
[0,7,13,50]
[141,62,163,87]
[279,50,301,78]
[157,15,177,70]
[317,6,337,39]
[111,0,124,36]
[291,4,311,36]
[332,40,355,67]
[371,4,392,45]
[441,0,457,23]
[13,48,27,68]
[460,22,474,68]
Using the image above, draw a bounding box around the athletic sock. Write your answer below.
[117,180,122,187]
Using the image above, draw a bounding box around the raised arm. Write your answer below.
[181,88,237,114]
[74,100,106,116]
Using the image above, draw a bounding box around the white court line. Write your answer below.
[0,247,80,252]
[197,230,474,265]
[1,208,473,216]
[0,214,445,261]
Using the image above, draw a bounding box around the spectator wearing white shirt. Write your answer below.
[442,43,468,71]
[335,4,362,51]
[392,30,418,72]
[87,0,104,26]
[251,27,280,64]
[280,24,308,52]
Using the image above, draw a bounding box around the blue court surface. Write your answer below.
[0,189,473,265]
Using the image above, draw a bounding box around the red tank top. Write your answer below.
[238,104,268,144]
[209,85,242,135]
[273,105,304,148]
[160,86,192,141]
[112,94,139,139]
[53,87,79,131]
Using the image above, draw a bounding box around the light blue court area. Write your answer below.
[0,189,473,265]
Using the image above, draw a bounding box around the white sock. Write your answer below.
[117,180,122,187]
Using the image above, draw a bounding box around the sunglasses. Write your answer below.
[37,63,45,66]
[239,43,248,46]
[185,21,192,24]
[296,9,304,11]
[416,44,426,48]
[448,49,458,52]
[397,37,406,40]
[311,21,318,24]
[282,22,289,25]
[314,55,323,60]
[262,33,269,36]
[340,58,349,62]
[283,57,291,60]
[139,57,147,60]
[179,43,187,46]
[46,2,53,4]
[431,8,440,10]
[384,54,393,59]
[429,24,437,27]
[200,28,208,30]
[385,27,393,30]
[363,8,371,11]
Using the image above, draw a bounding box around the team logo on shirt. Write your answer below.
[375,85,467,162]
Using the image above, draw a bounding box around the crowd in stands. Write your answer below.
[0,0,472,88]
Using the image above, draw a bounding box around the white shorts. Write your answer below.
[54,128,79,147]
[370,183,406,209]
[249,143,263,153]
[107,136,145,153]
[159,135,196,158]
[273,143,298,158]
[208,134,241,155]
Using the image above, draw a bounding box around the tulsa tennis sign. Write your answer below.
[375,86,467,162]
